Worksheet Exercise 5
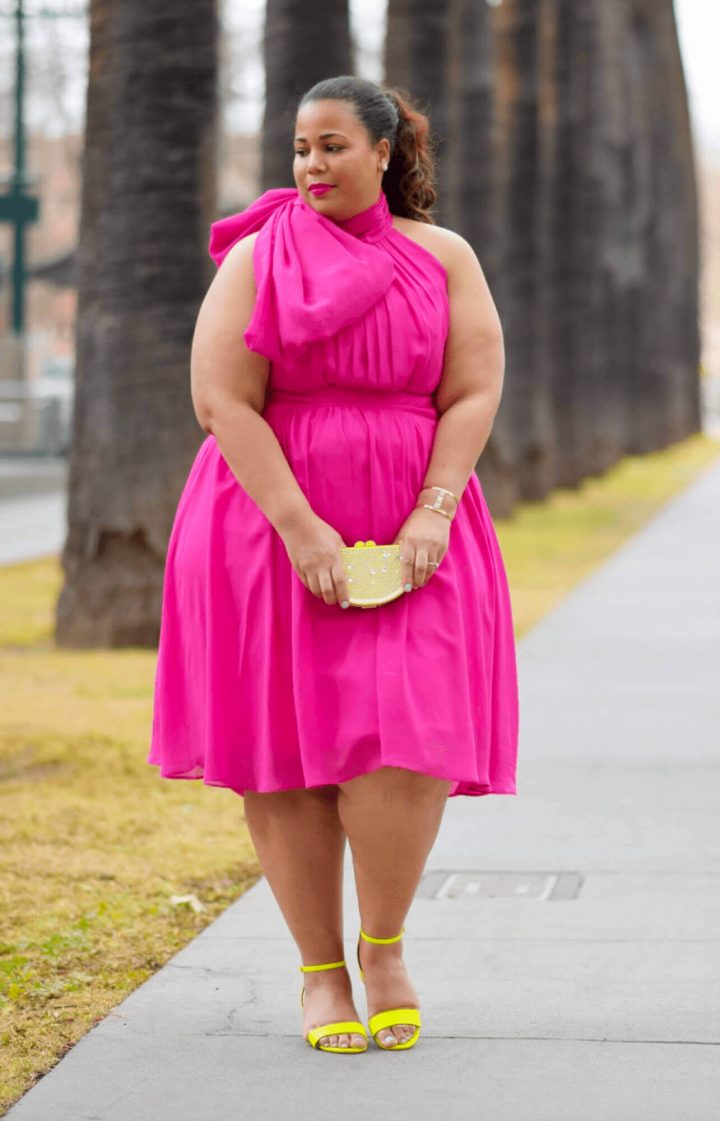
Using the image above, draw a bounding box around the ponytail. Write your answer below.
[381,86,438,224]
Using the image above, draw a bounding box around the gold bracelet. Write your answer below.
[417,486,458,519]
[421,484,461,505]
[416,503,453,521]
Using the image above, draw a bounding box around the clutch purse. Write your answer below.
[338,540,404,609]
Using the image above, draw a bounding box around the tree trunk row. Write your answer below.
[388,0,701,515]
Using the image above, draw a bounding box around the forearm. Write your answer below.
[422,387,501,503]
[204,398,315,534]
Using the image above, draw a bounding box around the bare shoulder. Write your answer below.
[207,231,261,299]
[389,216,478,279]
[220,230,261,271]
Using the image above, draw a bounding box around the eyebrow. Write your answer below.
[293,132,350,142]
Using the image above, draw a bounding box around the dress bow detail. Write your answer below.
[208,188,396,364]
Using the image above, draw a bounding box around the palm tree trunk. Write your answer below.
[262,0,354,189]
[384,0,453,225]
[444,0,524,517]
[624,0,701,451]
[484,0,556,510]
[56,0,218,647]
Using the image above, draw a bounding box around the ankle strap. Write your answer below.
[359,924,406,944]
[299,959,346,973]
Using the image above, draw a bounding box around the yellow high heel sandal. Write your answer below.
[356,925,422,1050]
[299,959,368,1053]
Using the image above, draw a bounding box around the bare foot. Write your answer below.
[358,936,420,1047]
[301,966,367,1050]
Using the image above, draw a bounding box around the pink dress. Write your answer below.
[147,187,519,798]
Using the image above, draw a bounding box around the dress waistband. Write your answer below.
[264,384,438,417]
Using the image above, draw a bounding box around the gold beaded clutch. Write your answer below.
[338,540,404,609]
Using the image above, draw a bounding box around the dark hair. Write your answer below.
[296,75,438,224]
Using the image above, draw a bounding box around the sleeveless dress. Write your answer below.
[147,187,519,798]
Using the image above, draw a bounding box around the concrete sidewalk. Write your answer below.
[0,455,67,565]
[6,458,720,1120]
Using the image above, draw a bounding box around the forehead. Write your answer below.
[294,99,363,141]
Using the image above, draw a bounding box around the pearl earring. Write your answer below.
[380,161,388,171]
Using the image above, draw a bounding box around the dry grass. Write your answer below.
[1,429,719,1111]
[0,623,261,1110]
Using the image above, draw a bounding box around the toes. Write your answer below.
[317,1030,367,1049]
[380,1025,413,1046]
[312,1026,367,1050]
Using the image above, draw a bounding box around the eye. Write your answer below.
[293,145,343,156]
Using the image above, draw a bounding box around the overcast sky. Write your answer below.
[673,0,720,156]
[0,0,718,158]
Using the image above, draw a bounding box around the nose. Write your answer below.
[306,148,328,175]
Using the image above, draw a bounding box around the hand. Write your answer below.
[279,512,352,608]
[393,506,452,591]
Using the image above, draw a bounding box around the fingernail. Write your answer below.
[404,583,413,593]
[340,600,349,609]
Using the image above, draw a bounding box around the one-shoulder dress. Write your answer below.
[147,186,519,798]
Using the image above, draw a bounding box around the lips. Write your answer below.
[308,184,336,196]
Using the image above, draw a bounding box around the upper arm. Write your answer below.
[191,231,269,430]
[434,231,505,415]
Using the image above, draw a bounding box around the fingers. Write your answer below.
[399,545,443,590]
[319,565,351,608]
[332,562,351,608]
[305,563,351,607]
[413,547,432,589]
[400,547,415,593]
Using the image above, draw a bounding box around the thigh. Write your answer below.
[243,782,339,805]
[307,782,341,804]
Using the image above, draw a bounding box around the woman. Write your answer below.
[148,75,519,1054]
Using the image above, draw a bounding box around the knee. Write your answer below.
[340,766,451,802]
[309,783,340,804]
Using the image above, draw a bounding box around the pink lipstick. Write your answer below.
[308,184,336,196]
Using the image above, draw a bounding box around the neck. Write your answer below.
[300,189,393,243]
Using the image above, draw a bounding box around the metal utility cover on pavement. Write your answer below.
[417,870,583,901]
